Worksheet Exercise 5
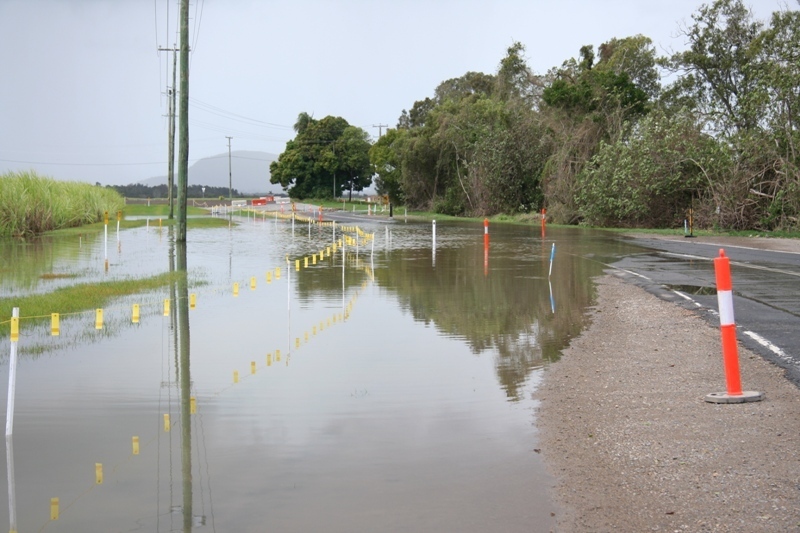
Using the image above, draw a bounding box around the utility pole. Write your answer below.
[226,136,233,202]
[373,123,388,138]
[176,0,189,242]
[158,46,179,219]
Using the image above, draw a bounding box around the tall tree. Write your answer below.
[664,0,764,135]
[270,114,372,199]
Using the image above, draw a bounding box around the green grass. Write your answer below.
[123,204,209,216]
[0,171,125,238]
[48,215,231,236]
[0,271,186,334]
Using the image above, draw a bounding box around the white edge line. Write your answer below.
[743,330,795,365]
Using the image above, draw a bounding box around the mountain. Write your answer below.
[137,150,281,194]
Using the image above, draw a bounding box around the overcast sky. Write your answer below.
[0,0,788,186]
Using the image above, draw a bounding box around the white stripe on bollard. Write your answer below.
[717,290,735,326]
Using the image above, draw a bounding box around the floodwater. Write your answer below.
[0,215,641,532]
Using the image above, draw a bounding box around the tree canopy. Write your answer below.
[270,114,372,200]
[272,0,800,231]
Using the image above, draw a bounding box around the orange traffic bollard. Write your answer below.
[705,249,764,404]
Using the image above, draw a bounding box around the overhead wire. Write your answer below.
[189,98,292,130]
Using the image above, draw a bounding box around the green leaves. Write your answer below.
[270,114,372,200]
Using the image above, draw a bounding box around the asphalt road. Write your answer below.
[609,235,800,387]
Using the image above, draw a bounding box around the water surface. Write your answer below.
[0,217,640,532]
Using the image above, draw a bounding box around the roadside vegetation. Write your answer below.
[0,171,124,238]
[269,0,799,234]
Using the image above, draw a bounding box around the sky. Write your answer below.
[0,0,789,187]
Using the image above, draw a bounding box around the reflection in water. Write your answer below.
[5,435,15,533]
[176,240,194,532]
[0,219,646,531]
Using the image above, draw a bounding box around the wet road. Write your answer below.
[608,236,800,386]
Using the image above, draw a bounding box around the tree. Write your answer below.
[577,109,723,227]
[664,0,764,136]
[270,113,372,199]
[369,128,405,204]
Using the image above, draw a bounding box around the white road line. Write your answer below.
[743,330,796,366]
[671,290,704,307]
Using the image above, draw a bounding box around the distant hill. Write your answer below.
[137,150,282,194]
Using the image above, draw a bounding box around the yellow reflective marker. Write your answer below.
[251,361,256,374]
[312,325,317,336]
[10,316,19,342]
[163,414,170,432]
[320,321,324,331]
[267,353,272,366]
[295,337,300,348]
[103,211,109,224]
[163,299,170,317]
[95,309,103,330]
[304,257,309,268]
[159,218,162,227]
[327,246,331,256]
[327,318,332,328]
[132,436,140,455]
[132,304,140,324]
[250,277,256,290]
[50,313,60,336]
[266,271,272,283]
[190,397,197,414]
[95,463,103,484]
[233,371,239,383]
[312,254,317,265]
[117,210,122,222]
[50,497,59,520]
[233,282,239,297]
[275,349,281,362]
[275,267,281,279]
[304,331,309,342]
[190,293,196,309]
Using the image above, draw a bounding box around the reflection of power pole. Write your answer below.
[373,123,388,138]
[226,136,233,202]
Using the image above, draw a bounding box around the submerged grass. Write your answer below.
[0,170,125,238]
[0,271,185,335]
[49,214,231,236]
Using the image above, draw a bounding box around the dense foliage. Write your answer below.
[0,171,125,238]
[269,114,372,200]
[276,0,800,231]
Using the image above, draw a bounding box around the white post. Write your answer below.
[432,220,437,268]
[332,221,336,244]
[6,308,19,437]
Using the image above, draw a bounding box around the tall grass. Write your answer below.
[0,170,124,238]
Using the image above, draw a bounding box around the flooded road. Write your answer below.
[0,217,642,532]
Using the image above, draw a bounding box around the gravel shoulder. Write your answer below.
[536,273,800,532]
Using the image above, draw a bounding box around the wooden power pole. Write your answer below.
[176,0,190,242]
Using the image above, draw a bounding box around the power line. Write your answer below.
[189,98,292,129]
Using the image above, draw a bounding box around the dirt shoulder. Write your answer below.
[536,274,800,532]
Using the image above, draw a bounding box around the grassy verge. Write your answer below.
[123,204,209,217]
[49,214,231,236]
[0,271,186,334]
[0,171,125,238]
